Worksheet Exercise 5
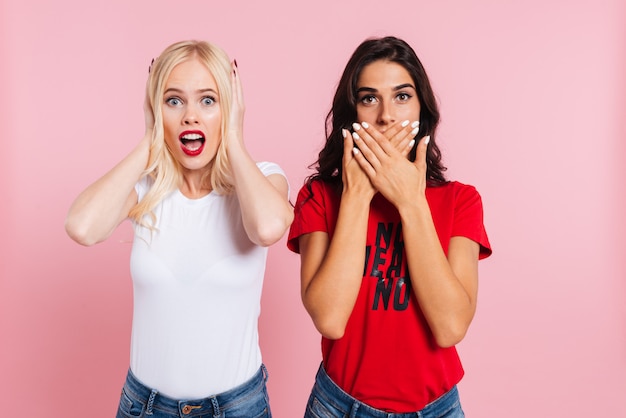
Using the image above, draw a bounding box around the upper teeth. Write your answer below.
[182,133,203,140]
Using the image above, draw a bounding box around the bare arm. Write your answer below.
[65,85,153,246]
[64,134,150,246]
[226,61,293,247]
[299,129,374,339]
[399,201,480,347]
[351,124,480,347]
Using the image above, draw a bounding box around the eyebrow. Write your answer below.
[356,83,416,93]
[164,87,218,95]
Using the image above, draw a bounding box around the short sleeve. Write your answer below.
[135,176,153,203]
[287,181,332,253]
[257,161,290,199]
[453,184,492,259]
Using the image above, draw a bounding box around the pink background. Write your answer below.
[1,0,625,416]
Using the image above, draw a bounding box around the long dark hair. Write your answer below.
[307,36,447,194]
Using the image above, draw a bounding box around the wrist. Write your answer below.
[342,187,375,203]
[398,196,429,221]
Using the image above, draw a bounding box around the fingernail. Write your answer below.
[352,123,361,131]
[352,132,360,140]
[411,121,420,128]
[352,147,360,155]
[401,120,410,128]
[408,139,415,148]
[424,135,431,145]
[411,127,419,136]
[342,129,348,138]
[234,59,238,68]
[361,121,369,129]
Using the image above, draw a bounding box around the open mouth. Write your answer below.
[179,131,206,156]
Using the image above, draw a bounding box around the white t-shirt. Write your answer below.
[129,162,286,399]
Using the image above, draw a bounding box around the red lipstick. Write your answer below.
[179,130,205,157]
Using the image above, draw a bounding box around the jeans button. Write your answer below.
[182,404,202,414]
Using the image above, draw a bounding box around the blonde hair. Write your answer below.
[129,40,234,227]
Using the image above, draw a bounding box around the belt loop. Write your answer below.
[261,363,269,382]
[211,397,220,418]
[349,401,359,418]
[146,389,157,415]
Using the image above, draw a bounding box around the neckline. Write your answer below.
[174,188,217,205]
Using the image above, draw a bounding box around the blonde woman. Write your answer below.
[65,40,292,417]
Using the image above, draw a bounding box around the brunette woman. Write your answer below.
[288,36,491,418]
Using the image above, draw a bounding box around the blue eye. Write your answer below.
[166,97,182,106]
[202,96,216,106]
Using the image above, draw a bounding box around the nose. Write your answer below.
[376,101,395,127]
[183,105,199,125]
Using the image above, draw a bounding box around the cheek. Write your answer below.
[356,107,375,124]
[410,103,422,121]
[402,108,420,121]
[162,110,177,132]
[203,111,222,138]
[389,105,420,124]
[162,117,178,146]
[203,110,221,124]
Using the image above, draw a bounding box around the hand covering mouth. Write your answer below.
[179,131,205,152]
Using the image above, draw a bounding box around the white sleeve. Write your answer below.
[134,176,153,202]
[256,161,290,199]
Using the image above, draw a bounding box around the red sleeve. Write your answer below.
[287,181,331,253]
[452,184,492,259]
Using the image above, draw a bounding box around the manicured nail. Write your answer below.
[361,121,369,129]
[234,59,238,68]
[401,120,410,128]
[408,139,415,148]
[411,121,420,128]
[352,132,360,140]
[352,147,360,155]
[424,135,431,145]
[411,127,419,136]
[352,123,361,131]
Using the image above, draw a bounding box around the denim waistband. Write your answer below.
[313,363,461,418]
[122,365,268,416]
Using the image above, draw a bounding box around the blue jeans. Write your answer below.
[304,363,464,418]
[116,365,271,418]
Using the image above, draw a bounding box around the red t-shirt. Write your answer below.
[287,180,492,412]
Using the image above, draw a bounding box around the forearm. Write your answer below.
[302,191,370,339]
[227,140,293,247]
[65,135,150,245]
[399,198,478,347]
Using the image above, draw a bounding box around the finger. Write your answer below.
[356,122,391,155]
[399,122,420,159]
[228,61,246,141]
[404,138,416,158]
[231,61,245,103]
[350,135,377,178]
[351,124,382,168]
[384,120,410,148]
[414,135,430,171]
[342,129,354,165]
[354,122,398,163]
[143,79,154,133]
[388,120,420,155]
[356,120,418,159]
